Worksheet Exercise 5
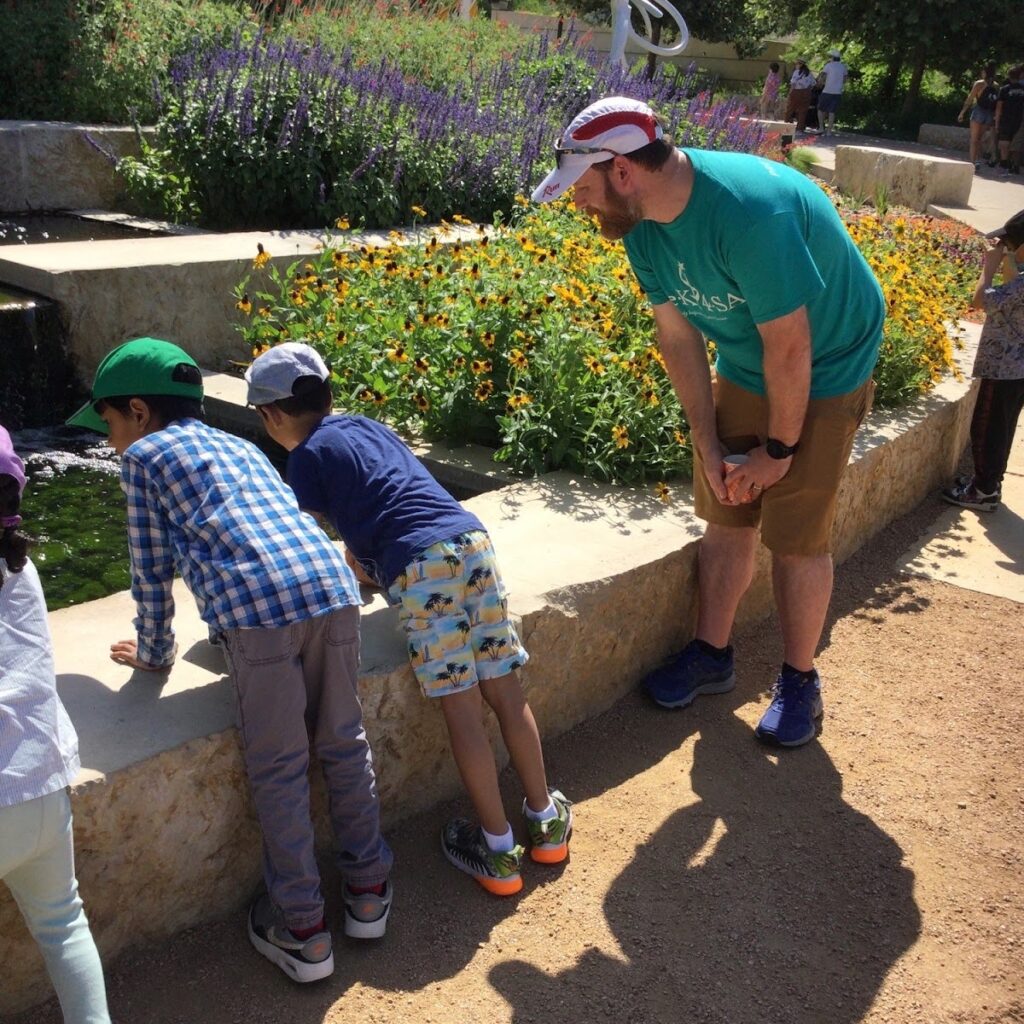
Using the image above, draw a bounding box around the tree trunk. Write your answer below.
[645,18,663,81]
[880,54,903,102]
[901,45,927,116]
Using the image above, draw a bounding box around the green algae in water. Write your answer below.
[21,459,129,612]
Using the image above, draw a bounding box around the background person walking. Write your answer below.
[785,59,817,135]
[958,63,1000,171]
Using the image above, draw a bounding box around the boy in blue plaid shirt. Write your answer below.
[67,338,392,984]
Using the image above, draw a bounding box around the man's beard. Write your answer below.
[590,180,642,240]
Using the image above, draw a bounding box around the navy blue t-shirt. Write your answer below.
[287,414,483,589]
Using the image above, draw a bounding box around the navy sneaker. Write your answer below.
[643,639,736,709]
[755,668,824,747]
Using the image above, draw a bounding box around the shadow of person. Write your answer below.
[491,694,921,1023]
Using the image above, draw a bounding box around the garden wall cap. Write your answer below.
[532,96,664,204]
[66,338,203,435]
[984,210,1024,249]
[245,342,329,406]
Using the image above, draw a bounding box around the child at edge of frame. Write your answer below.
[941,209,1024,514]
[245,341,574,898]
[65,337,393,985]
[0,424,112,1024]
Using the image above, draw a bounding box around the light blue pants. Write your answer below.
[0,788,111,1024]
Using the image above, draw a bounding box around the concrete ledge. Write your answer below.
[0,324,981,1014]
[0,226,483,378]
[833,145,974,212]
[0,121,155,213]
[917,123,970,152]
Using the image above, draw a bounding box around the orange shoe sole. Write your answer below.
[530,843,569,864]
[476,873,523,896]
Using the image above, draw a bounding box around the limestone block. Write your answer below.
[917,123,971,152]
[0,121,154,213]
[833,145,974,212]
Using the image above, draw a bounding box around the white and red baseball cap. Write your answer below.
[532,96,664,203]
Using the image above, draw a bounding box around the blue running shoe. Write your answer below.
[643,639,735,709]
[755,668,823,747]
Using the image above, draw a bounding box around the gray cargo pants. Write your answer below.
[222,605,392,931]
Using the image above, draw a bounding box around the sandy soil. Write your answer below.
[10,492,1024,1024]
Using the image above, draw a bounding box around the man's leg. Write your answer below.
[772,552,833,672]
[696,523,759,647]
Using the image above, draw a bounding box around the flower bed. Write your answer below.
[235,189,981,489]
[120,31,763,230]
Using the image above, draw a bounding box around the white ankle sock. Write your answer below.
[524,799,556,821]
[482,824,515,852]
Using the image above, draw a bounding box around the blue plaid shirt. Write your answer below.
[121,420,360,667]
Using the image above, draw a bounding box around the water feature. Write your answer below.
[14,429,128,611]
[0,213,170,245]
[0,285,80,429]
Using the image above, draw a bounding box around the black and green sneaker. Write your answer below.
[523,788,573,864]
[441,818,524,896]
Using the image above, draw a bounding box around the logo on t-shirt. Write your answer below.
[670,261,747,320]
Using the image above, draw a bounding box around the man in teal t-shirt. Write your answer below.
[532,96,884,749]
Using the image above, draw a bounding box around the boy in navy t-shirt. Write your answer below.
[246,343,572,896]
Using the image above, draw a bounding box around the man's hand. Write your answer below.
[721,445,793,505]
[109,639,174,672]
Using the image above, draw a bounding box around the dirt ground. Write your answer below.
[10,491,1024,1024]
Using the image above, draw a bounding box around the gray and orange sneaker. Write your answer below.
[441,818,524,896]
[523,789,573,864]
[343,879,392,939]
[247,894,333,984]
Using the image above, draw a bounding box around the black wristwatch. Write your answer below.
[766,437,800,460]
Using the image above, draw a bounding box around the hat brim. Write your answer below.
[66,400,109,434]
[531,150,618,204]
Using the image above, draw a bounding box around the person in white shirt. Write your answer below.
[0,426,111,1024]
[817,49,849,136]
[785,59,817,134]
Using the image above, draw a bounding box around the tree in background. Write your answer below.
[794,0,1024,114]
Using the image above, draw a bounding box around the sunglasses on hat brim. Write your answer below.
[554,139,616,169]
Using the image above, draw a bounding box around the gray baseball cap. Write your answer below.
[245,342,329,406]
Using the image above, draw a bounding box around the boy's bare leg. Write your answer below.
[479,674,550,813]
[440,687,507,835]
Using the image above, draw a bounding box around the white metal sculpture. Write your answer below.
[608,0,690,72]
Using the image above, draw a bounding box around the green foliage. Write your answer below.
[118,137,201,222]
[0,0,253,123]
[234,185,977,485]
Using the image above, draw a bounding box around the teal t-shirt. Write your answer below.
[623,149,885,398]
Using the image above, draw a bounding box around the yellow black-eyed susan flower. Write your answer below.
[414,392,430,412]
[413,356,430,374]
[235,295,252,315]
[674,429,687,446]
[481,331,496,349]
[386,345,409,363]
[584,355,604,376]
[411,205,428,218]
[474,380,495,401]
[335,216,350,230]
[612,424,629,449]
[655,482,671,504]
[506,394,532,412]
[454,356,467,369]
[643,388,660,407]
[253,243,271,269]
[508,349,528,370]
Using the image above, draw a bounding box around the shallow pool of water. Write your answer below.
[0,214,168,245]
[15,429,129,611]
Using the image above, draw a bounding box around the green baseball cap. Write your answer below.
[66,338,204,434]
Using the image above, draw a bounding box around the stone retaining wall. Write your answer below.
[0,326,980,1015]
[0,122,154,213]
[834,145,974,212]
